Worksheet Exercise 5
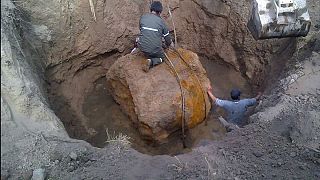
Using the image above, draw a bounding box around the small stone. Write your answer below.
[277,159,284,165]
[50,151,63,161]
[69,152,77,161]
[253,151,263,157]
[290,152,296,157]
[236,169,241,175]
[299,164,307,170]
[67,166,75,172]
[31,168,45,180]
[84,161,92,167]
[54,160,59,165]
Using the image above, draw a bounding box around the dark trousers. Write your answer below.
[143,51,165,68]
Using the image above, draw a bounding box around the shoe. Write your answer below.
[143,59,151,72]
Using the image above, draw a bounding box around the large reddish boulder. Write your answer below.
[106,48,211,143]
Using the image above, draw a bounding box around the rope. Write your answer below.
[167,0,178,47]
[165,1,207,125]
[168,48,208,125]
[164,52,186,148]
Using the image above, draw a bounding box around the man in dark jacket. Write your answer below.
[138,1,173,72]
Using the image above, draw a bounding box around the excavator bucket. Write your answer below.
[248,0,311,40]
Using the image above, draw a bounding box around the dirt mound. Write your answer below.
[106,49,211,143]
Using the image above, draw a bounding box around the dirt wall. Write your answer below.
[1,0,66,137]
[22,0,279,86]
[1,0,68,176]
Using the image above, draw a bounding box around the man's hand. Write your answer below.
[255,92,262,101]
[207,84,217,102]
[207,84,213,92]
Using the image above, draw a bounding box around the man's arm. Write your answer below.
[161,20,172,47]
[245,92,262,107]
[207,85,217,102]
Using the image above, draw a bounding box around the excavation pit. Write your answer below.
[2,0,319,178]
[33,0,275,156]
[47,53,255,155]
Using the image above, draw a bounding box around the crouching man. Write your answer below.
[207,85,262,131]
[137,1,174,72]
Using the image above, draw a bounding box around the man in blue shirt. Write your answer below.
[207,85,262,129]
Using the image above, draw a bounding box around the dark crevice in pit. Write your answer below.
[263,38,297,94]
[50,95,88,140]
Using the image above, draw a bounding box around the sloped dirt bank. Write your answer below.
[1,0,320,179]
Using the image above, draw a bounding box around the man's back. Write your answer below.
[215,98,256,125]
[138,13,170,54]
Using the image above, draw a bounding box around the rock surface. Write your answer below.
[107,49,211,143]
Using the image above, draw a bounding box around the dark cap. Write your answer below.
[150,1,163,13]
[230,89,241,100]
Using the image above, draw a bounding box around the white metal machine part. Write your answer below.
[248,0,311,39]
